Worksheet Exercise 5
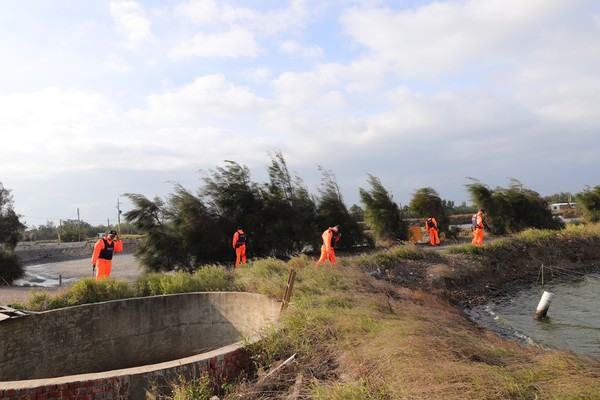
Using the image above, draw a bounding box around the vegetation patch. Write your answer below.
[9,226,600,399]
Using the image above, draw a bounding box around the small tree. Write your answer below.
[56,219,91,242]
[409,187,448,233]
[123,193,181,272]
[261,151,318,257]
[575,185,600,222]
[359,174,407,241]
[0,182,26,283]
[202,160,265,256]
[316,167,371,249]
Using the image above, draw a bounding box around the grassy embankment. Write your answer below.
[14,224,600,399]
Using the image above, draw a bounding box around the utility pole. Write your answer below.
[116,198,122,236]
[77,208,81,242]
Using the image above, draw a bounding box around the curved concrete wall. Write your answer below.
[0,292,280,398]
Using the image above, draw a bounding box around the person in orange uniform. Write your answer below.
[315,225,341,269]
[232,226,247,268]
[425,216,440,246]
[471,209,486,246]
[91,229,123,280]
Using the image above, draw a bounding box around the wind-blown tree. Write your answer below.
[201,160,266,257]
[575,185,600,222]
[169,184,224,270]
[316,167,370,249]
[0,182,25,283]
[261,152,317,257]
[123,193,183,272]
[359,174,407,241]
[349,204,364,222]
[409,187,448,232]
[466,178,563,234]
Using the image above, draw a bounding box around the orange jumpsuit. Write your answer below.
[425,217,440,246]
[315,227,341,269]
[471,211,485,246]
[232,229,247,267]
[91,237,123,280]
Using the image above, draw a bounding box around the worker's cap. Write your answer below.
[237,226,243,230]
[479,209,485,213]
[108,229,117,235]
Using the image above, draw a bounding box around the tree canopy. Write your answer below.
[124,155,370,272]
[359,174,406,241]
[575,185,600,222]
[466,178,563,234]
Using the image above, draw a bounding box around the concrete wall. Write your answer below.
[0,292,280,398]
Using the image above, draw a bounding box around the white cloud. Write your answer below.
[280,40,323,58]
[170,25,260,59]
[340,0,579,78]
[104,54,135,72]
[126,74,267,123]
[110,1,154,50]
[3,0,600,225]
[175,0,312,36]
[174,0,223,25]
[0,87,118,172]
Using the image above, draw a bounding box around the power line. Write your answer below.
[20,214,115,225]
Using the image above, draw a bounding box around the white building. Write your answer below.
[549,202,577,211]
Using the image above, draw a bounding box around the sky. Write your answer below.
[1,0,599,228]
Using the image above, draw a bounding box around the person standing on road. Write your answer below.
[471,209,487,247]
[232,226,247,268]
[91,229,123,280]
[425,216,440,246]
[315,225,341,269]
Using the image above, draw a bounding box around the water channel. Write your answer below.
[467,271,600,360]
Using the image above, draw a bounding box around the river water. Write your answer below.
[467,271,600,360]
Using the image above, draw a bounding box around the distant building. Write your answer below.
[549,202,577,211]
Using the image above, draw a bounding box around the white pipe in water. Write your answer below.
[534,291,554,320]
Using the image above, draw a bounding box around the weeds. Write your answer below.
[12,225,600,399]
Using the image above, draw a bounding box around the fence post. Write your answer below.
[281,269,296,311]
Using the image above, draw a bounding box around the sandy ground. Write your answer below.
[0,253,143,306]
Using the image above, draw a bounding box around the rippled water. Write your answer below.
[468,272,600,359]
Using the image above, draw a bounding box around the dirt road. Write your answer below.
[0,253,143,306]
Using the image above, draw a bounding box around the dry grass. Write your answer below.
[228,237,600,400]
[13,226,600,399]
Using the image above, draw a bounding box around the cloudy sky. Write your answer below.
[1,0,599,228]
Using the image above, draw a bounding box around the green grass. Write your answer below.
[11,224,600,399]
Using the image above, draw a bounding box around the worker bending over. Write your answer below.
[315,225,341,269]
